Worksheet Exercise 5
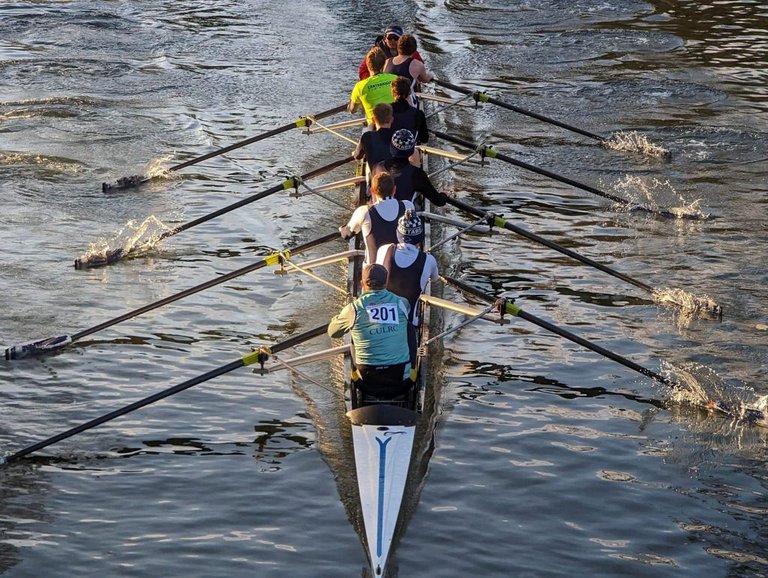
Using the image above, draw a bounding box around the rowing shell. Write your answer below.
[348,404,418,577]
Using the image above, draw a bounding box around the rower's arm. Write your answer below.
[328,303,356,338]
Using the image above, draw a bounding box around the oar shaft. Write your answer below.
[433,79,606,142]
[442,275,673,387]
[169,104,348,172]
[71,232,339,341]
[4,323,329,463]
[445,197,654,294]
[4,360,245,462]
[431,130,628,205]
[162,156,354,239]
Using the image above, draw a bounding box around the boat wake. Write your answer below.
[603,130,670,159]
[661,362,768,428]
[74,215,173,269]
[612,175,709,220]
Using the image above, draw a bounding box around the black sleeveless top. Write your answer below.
[365,201,407,263]
[382,244,427,325]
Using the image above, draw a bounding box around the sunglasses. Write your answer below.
[386,35,399,41]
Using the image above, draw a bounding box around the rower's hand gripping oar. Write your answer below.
[443,196,722,317]
[434,78,608,143]
[101,103,348,192]
[441,275,676,388]
[6,232,339,360]
[0,324,328,465]
[77,156,354,269]
[430,130,682,219]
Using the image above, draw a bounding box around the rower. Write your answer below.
[373,129,450,208]
[383,33,434,106]
[357,24,426,81]
[349,47,398,126]
[376,209,438,363]
[339,171,415,265]
[327,263,413,400]
[352,103,395,174]
[390,76,429,145]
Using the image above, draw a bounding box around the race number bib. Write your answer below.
[365,303,400,324]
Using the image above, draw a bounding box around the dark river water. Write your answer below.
[1,1,767,576]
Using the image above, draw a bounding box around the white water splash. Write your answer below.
[651,287,722,324]
[612,175,709,220]
[145,154,175,179]
[661,362,767,428]
[603,130,670,159]
[76,215,173,266]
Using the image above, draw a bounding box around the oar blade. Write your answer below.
[5,335,73,360]
[101,174,149,192]
[74,247,125,270]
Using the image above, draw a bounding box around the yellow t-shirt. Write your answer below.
[350,72,398,123]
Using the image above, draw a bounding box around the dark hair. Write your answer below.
[391,76,411,101]
[397,34,417,56]
[365,47,386,75]
[372,103,393,124]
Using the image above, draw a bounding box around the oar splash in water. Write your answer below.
[74,215,173,269]
[663,363,767,427]
[651,287,723,322]
[101,155,175,192]
[613,175,709,220]
[603,131,670,160]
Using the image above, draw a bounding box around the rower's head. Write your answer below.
[390,129,416,159]
[362,263,388,291]
[383,24,403,50]
[391,76,411,102]
[372,103,393,128]
[365,47,386,76]
[397,34,418,57]
[397,208,424,246]
[371,171,396,200]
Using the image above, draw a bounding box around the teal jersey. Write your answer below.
[328,289,410,368]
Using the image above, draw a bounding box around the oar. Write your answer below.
[443,196,654,294]
[0,324,328,465]
[431,129,638,208]
[440,276,765,426]
[77,156,354,269]
[443,196,722,317]
[6,232,339,360]
[102,103,348,192]
[441,275,675,387]
[434,79,607,143]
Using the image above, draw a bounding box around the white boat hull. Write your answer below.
[348,404,418,578]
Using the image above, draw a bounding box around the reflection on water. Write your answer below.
[645,1,768,109]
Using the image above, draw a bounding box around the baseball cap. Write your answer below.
[384,25,403,39]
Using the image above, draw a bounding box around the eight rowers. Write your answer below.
[349,47,397,125]
[373,129,450,207]
[353,103,395,173]
[327,263,413,399]
[339,171,415,265]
